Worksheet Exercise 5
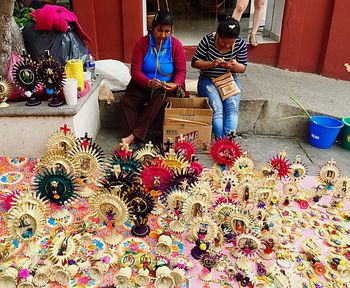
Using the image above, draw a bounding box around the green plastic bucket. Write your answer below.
[341,117,350,150]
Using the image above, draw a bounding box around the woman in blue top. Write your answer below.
[191,14,247,138]
[120,11,186,146]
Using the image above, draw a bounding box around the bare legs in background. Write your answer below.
[232,0,265,46]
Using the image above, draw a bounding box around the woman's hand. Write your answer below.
[227,59,246,73]
[213,58,225,67]
[192,59,225,70]
[226,59,238,69]
[162,82,178,92]
[148,78,163,89]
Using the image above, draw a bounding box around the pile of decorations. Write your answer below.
[0,126,349,288]
[0,49,66,108]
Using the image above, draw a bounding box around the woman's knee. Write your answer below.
[235,0,248,13]
[225,96,240,114]
[211,100,224,121]
[254,0,265,10]
[119,94,128,108]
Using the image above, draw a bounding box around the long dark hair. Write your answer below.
[152,11,174,29]
[216,13,240,39]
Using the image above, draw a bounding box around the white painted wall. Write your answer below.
[263,0,286,40]
[0,116,74,157]
[272,0,285,38]
[0,84,102,158]
[264,0,275,31]
[143,0,148,35]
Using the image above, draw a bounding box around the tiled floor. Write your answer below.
[173,10,276,46]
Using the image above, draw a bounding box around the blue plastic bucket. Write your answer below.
[309,116,344,149]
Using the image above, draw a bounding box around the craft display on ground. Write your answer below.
[0,126,349,288]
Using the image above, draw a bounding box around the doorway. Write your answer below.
[146,0,284,46]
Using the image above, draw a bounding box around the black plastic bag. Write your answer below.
[22,22,89,64]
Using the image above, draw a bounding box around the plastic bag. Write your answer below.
[95,60,131,91]
[22,22,89,65]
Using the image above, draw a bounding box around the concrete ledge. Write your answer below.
[99,87,329,138]
[0,77,103,157]
[1,77,103,117]
[239,100,310,137]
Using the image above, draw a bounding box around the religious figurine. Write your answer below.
[37,50,66,107]
[12,50,40,106]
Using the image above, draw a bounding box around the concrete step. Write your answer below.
[100,90,311,138]
[100,62,349,138]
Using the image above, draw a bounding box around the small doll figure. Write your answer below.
[235,220,245,234]
[260,237,275,260]
[174,200,182,219]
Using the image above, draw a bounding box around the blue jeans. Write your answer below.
[197,76,241,138]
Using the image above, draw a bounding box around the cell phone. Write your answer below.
[218,62,229,68]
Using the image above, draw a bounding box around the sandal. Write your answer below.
[249,33,258,47]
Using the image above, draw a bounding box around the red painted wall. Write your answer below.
[93,0,124,60]
[121,0,144,62]
[73,0,99,58]
[321,0,350,80]
[278,0,334,74]
[73,0,143,62]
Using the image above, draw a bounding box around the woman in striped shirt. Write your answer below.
[191,15,247,138]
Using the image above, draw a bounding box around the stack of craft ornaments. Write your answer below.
[12,50,66,107]
[0,126,349,288]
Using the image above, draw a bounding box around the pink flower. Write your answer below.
[101,256,110,264]
[243,247,251,255]
[19,268,30,279]
[51,203,62,211]
[201,267,210,275]
[129,243,139,251]
[177,263,186,269]
[78,205,88,212]
[78,276,90,285]
[299,200,309,209]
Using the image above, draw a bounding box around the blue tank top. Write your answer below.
[142,34,174,82]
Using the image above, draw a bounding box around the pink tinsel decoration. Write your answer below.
[3,193,17,211]
[19,268,30,279]
[51,203,62,211]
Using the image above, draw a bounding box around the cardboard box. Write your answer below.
[163,97,212,152]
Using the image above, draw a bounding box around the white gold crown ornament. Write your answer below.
[155,266,175,288]
[0,276,16,288]
[170,268,185,286]
[135,268,151,286]
[115,267,132,288]
[155,235,173,257]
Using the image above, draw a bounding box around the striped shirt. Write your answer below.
[192,32,247,78]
